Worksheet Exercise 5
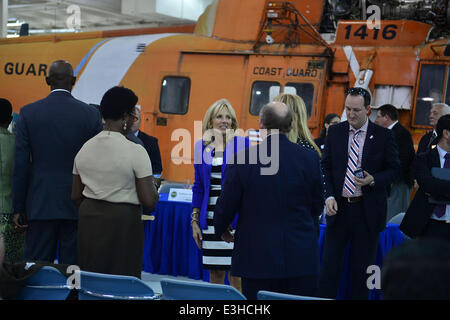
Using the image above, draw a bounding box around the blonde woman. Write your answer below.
[273,93,321,156]
[191,98,249,291]
[274,93,326,234]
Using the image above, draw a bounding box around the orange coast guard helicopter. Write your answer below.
[1,0,449,183]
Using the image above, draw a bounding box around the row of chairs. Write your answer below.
[16,267,329,300]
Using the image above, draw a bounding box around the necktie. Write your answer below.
[344,130,361,196]
[427,132,437,149]
[433,153,450,218]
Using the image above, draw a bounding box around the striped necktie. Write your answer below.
[344,130,361,195]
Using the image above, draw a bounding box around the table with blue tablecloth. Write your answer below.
[142,194,405,300]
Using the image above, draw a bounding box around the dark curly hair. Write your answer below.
[99,86,138,121]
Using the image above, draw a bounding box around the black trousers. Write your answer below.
[242,274,318,300]
[24,219,77,265]
[318,200,379,300]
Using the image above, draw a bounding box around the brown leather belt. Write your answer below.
[342,196,363,203]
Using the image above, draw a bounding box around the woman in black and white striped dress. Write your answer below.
[201,152,234,269]
[191,98,249,291]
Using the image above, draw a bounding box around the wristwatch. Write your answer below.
[191,211,199,225]
[369,179,375,187]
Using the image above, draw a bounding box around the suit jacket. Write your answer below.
[417,131,437,155]
[12,91,103,220]
[391,122,415,187]
[192,136,250,230]
[314,136,326,151]
[137,131,162,175]
[214,134,324,279]
[400,148,450,238]
[322,120,400,233]
[127,132,144,147]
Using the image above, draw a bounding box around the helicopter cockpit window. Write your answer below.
[160,76,191,115]
[414,64,446,126]
[250,81,281,116]
[284,82,315,118]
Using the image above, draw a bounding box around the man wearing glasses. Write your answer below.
[130,106,162,179]
[318,87,400,299]
[126,109,145,147]
[417,103,450,154]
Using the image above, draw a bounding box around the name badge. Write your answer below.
[168,188,193,203]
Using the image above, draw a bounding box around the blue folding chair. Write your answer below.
[257,290,332,300]
[160,278,246,300]
[78,270,160,300]
[16,266,71,300]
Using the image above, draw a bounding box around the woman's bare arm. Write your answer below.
[136,175,159,211]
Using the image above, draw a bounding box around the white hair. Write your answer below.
[432,103,450,115]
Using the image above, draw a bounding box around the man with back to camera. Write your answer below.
[213,101,324,300]
[400,115,450,242]
[375,104,415,222]
[318,87,400,300]
[417,103,450,154]
[12,60,103,265]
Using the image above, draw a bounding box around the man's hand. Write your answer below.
[13,213,28,233]
[325,198,338,216]
[154,177,162,191]
[354,171,374,187]
[221,226,234,243]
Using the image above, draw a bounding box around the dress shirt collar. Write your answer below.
[134,130,140,137]
[51,89,71,94]
[387,120,398,130]
[349,118,369,134]
[436,144,449,165]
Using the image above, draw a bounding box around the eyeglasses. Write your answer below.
[345,87,371,106]
[128,113,139,123]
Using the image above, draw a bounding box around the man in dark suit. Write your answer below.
[318,87,400,300]
[417,103,450,154]
[214,101,324,300]
[375,104,415,221]
[130,106,162,177]
[400,115,450,242]
[12,60,103,265]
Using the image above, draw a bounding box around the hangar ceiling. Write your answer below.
[4,0,213,37]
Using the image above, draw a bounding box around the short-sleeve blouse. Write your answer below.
[73,130,152,205]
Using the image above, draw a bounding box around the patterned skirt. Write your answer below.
[0,213,25,264]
